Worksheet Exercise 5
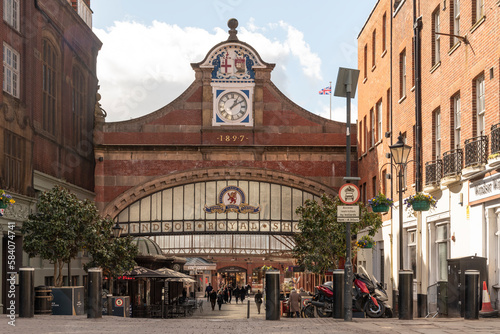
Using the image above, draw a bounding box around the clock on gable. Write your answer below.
[198,19,267,127]
[213,88,252,125]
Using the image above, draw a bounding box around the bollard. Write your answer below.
[247,299,250,318]
[464,270,479,320]
[87,268,102,318]
[19,267,35,318]
[398,270,413,320]
[265,271,280,320]
[333,269,344,319]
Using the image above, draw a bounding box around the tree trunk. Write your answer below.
[55,259,64,286]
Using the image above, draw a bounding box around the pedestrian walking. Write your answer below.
[223,287,229,304]
[205,283,213,302]
[288,289,301,318]
[240,287,246,303]
[228,285,233,303]
[254,290,263,314]
[217,290,224,310]
[209,289,217,311]
[234,286,240,304]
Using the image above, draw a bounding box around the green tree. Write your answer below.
[21,186,136,286]
[292,193,383,276]
[84,217,138,279]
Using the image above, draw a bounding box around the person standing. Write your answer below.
[205,283,213,302]
[254,290,263,314]
[234,286,240,304]
[240,286,246,303]
[209,289,217,311]
[217,290,224,310]
[288,289,301,318]
[228,285,233,304]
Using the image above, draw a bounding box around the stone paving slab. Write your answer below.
[2,299,500,334]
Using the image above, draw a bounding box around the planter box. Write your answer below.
[51,286,85,315]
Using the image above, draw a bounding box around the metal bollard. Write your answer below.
[87,268,102,318]
[398,270,413,320]
[464,270,479,320]
[19,267,35,318]
[265,271,280,320]
[333,269,344,319]
[247,299,250,318]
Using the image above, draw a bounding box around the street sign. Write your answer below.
[337,205,359,222]
[338,183,360,205]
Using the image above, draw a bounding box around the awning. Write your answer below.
[122,266,169,278]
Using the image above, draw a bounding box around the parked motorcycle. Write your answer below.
[352,265,393,318]
[307,282,334,317]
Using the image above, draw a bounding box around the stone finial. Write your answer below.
[227,18,239,41]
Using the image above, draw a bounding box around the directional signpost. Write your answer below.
[337,183,360,321]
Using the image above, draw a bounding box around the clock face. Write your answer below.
[217,91,248,121]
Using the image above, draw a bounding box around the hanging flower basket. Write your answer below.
[0,202,7,209]
[404,192,437,214]
[357,236,375,249]
[372,204,390,213]
[412,200,430,211]
[368,193,393,213]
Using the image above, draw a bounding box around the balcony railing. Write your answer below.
[491,123,500,155]
[443,149,463,177]
[464,135,488,168]
[425,159,443,186]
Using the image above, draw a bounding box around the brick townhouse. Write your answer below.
[358,0,500,317]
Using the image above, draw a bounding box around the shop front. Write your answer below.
[218,266,247,289]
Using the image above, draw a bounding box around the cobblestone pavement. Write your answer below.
[2,297,500,334]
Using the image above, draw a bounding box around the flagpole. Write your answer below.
[329,81,332,120]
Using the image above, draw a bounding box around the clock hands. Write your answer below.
[229,98,245,110]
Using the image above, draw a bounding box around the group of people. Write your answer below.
[205,283,253,311]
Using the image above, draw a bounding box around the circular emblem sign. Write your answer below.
[339,183,360,205]
[115,298,123,307]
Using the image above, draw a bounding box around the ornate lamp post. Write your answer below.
[389,132,413,320]
[112,222,122,238]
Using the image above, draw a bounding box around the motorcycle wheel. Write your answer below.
[316,306,331,318]
[302,305,315,318]
[364,299,385,318]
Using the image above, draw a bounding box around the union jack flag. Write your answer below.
[319,85,332,95]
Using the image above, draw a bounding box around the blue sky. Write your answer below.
[91,1,376,122]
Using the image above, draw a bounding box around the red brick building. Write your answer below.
[0,0,101,312]
[358,0,500,315]
[95,19,355,293]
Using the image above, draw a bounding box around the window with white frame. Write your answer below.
[435,109,441,158]
[400,50,406,99]
[454,95,461,148]
[435,223,449,281]
[406,228,417,278]
[3,0,19,31]
[377,100,383,142]
[433,8,441,65]
[474,0,484,24]
[3,43,20,98]
[476,75,485,135]
[453,0,460,45]
[370,108,375,147]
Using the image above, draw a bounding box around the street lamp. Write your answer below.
[388,132,411,271]
[112,222,122,238]
[389,132,413,320]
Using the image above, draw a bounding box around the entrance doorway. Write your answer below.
[217,266,246,288]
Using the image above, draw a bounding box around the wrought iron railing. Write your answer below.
[443,149,463,177]
[491,123,500,155]
[464,135,488,168]
[425,159,443,186]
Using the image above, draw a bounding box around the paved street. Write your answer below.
[2,297,500,334]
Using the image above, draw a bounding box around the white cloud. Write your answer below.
[94,20,323,122]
